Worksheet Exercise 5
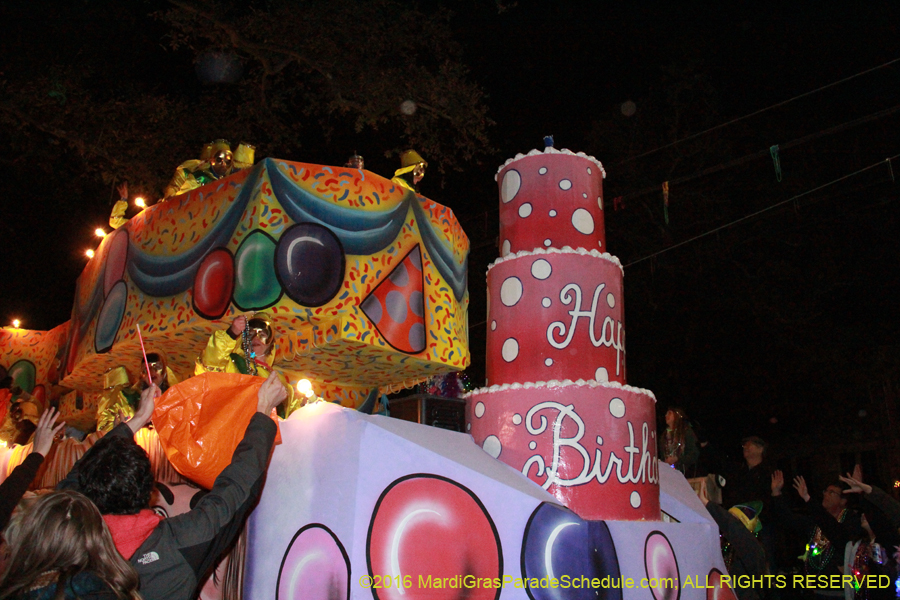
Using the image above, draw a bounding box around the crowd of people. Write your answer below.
[0,314,297,599]
[662,406,900,600]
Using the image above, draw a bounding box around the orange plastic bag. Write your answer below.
[152,372,280,489]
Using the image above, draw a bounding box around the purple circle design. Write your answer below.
[385,290,408,323]
[521,503,621,600]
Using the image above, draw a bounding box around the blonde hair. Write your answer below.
[0,490,141,599]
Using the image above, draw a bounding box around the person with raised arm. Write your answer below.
[0,407,66,531]
[769,470,863,599]
[58,374,286,600]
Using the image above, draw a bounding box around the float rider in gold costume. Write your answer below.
[194,313,301,418]
[109,182,131,230]
[96,355,179,432]
[391,149,427,193]
[163,140,256,199]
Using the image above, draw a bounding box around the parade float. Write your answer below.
[0,150,734,600]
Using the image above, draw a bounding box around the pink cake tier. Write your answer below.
[496,148,606,256]
[486,247,625,386]
[466,379,659,521]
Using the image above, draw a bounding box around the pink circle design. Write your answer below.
[644,531,680,600]
[367,475,501,600]
[276,524,349,600]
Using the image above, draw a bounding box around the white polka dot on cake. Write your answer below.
[541,297,551,308]
[474,402,485,418]
[528,441,537,450]
[531,259,552,280]
[544,358,553,366]
[483,436,502,458]
[582,192,588,199]
[587,167,592,175]
[502,338,519,362]
[501,239,510,255]
[609,398,626,418]
[538,167,547,175]
[595,367,609,382]
[572,208,595,234]
[559,179,572,191]
[490,320,496,331]
[549,209,557,217]
[466,423,471,431]
[512,413,522,425]
[500,170,521,204]
[543,239,552,247]
[596,436,603,445]
[500,277,523,306]
[598,196,603,210]
[518,203,532,218]
[630,491,641,508]
[607,293,615,308]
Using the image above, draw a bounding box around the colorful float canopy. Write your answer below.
[56,159,469,405]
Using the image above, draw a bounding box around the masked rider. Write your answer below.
[194,313,301,418]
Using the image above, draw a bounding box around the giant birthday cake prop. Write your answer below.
[1,159,469,408]
[467,148,659,521]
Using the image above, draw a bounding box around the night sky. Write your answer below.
[2,1,900,461]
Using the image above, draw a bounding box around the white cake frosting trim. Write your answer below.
[464,378,656,402]
[487,246,624,276]
[494,147,607,180]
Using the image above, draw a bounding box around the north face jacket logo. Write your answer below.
[137,551,160,564]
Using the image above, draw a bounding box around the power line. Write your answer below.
[616,56,900,165]
[624,155,899,268]
[616,102,900,202]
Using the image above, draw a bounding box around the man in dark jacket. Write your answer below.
[770,471,863,600]
[59,373,286,600]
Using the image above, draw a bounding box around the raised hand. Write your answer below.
[32,407,66,457]
[793,475,811,502]
[128,383,160,433]
[839,473,872,496]
[771,470,785,496]
[116,181,129,200]
[229,315,248,337]
[257,372,287,415]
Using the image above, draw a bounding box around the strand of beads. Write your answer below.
[242,326,258,376]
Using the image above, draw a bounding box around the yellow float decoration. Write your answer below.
[5,158,469,412]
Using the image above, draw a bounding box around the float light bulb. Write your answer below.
[85,249,95,259]
[297,379,313,396]
[134,196,146,208]
[12,319,20,328]
[94,228,107,238]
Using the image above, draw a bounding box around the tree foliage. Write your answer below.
[0,0,493,203]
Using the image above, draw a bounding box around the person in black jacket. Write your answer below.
[770,471,864,600]
[59,373,286,600]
